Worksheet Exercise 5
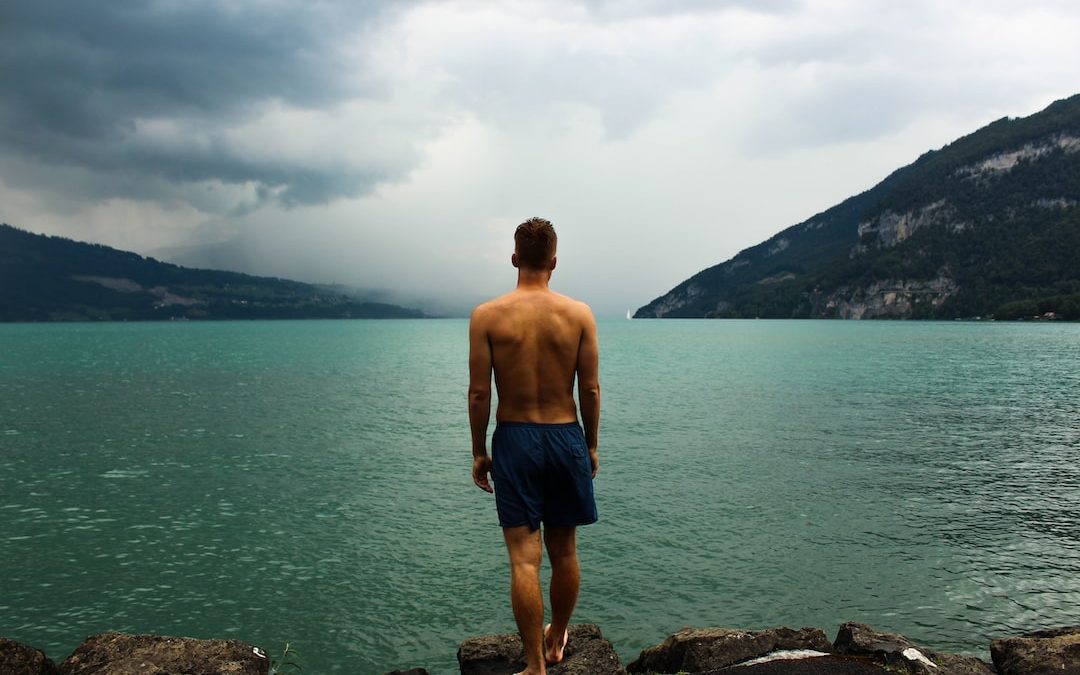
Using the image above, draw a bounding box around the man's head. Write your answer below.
[513,217,557,271]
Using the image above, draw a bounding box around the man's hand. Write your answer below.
[589,448,599,478]
[472,455,494,493]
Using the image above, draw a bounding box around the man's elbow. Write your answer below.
[580,381,601,402]
[468,387,491,406]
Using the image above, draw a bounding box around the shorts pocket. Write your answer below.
[569,439,587,459]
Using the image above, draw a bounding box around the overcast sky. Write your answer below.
[3,1,1079,316]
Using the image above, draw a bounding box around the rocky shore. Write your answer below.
[3,622,1078,675]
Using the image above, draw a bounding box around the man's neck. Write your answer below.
[516,268,551,290]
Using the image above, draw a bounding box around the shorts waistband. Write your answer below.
[495,421,581,430]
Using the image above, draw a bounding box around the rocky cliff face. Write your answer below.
[819,276,960,319]
[644,281,711,318]
[853,199,958,253]
[956,133,1080,178]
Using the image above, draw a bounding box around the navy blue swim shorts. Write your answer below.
[491,421,598,531]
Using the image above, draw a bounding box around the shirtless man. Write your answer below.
[469,217,600,675]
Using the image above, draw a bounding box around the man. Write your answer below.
[469,217,601,675]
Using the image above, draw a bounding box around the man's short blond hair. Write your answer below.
[514,217,557,269]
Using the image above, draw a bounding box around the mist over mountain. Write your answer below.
[636,94,1080,320]
[152,240,475,318]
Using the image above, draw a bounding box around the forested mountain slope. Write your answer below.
[635,94,1080,320]
[0,224,424,321]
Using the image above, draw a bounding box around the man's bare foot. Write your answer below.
[543,623,569,665]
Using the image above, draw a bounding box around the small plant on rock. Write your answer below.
[269,642,303,674]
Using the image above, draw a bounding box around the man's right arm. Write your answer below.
[576,307,601,477]
[468,307,494,493]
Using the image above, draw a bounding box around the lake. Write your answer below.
[1,319,1078,673]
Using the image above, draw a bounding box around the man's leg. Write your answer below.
[503,525,545,675]
[542,526,579,664]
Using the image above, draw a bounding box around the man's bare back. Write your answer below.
[472,287,597,425]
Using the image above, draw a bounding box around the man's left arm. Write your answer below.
[468,308,494,493]
[576,306,601,478]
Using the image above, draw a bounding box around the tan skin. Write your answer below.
[469,253,600,675]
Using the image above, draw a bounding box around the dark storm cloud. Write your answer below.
[0,0,403,207]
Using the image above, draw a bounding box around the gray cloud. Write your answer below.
[0,0,409,208]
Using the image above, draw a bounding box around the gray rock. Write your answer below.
[0,637,59,675]
[991,626,1080,675]
[58,632,268,675]
[626,626,831,673]
[929,651,998,675]
[702,654,891,674]
[457,624,624,675]
[834,622,994,675]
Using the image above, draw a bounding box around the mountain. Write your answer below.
[635,94,1080,320]
[0,224,425,321]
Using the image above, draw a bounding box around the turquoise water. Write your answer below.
[1,319,1079,673]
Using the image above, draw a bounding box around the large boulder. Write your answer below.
[700,655,897,675]
[626,626,831,673]
[834,622,994,675]
[0,637,59,675]
[991,626,1080,675]
[58,633,268,675]
[457,624,624,675]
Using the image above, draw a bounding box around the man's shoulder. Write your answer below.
[473,292,510,309]
[553,292,595,319]
[470,293,512,323]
